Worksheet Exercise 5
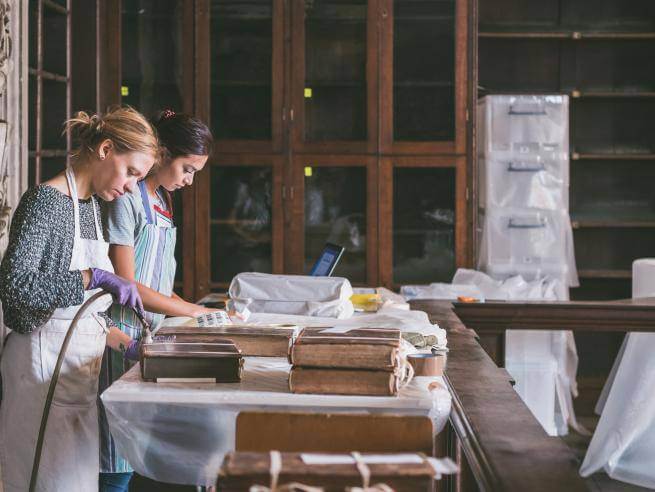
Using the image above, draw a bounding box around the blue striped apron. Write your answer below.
[98,180,177,473]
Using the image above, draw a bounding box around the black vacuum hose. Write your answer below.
[28,292,147,492]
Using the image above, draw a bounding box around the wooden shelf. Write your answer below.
[578,269,632,279]
[571,219,655,229]
[479,31,655,40]
[570,90,655,98]
[571,152,655,161]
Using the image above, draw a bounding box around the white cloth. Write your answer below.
[580,259,655,487]
[229,273,354,319]
[416,269,580,436]
[101,357,452,487]
[0,167,114,492]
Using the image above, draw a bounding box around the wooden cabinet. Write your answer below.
[116,0,470,295]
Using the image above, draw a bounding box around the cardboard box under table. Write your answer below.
[100,357,451,487]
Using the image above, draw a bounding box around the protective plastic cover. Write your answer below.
[477,209,579,287]
[229,273,355,319]
[101,357,451,487]
[479,154,568,210]
[478,95,569,158]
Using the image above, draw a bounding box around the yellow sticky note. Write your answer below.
[121,86,129,97]
[304,166,313,177]
[304,88,313,98]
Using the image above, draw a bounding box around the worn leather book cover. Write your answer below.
[289,367,399,396]
[289,327,402,370]
[156,324,299,357]
[217,451,433,491]
[140,341,243,382]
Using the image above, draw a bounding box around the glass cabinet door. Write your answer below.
[210,164,279,287]
[391,166,456,284]
[293,0,374,152]
[381,0,461,153]
[121,0,185,114]
[301,161,373,283]
[210,0,279,148]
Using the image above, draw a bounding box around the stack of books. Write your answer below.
[288,327,405,396]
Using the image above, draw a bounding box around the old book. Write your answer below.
[288,327,402,371]
[218,451,434,492]
[140,341,243,382]
[289,367,399,396]
[155,324,299,357]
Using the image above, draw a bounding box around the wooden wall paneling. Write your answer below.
[181,0,198,300]
[195,0,211,298]
[467,0,478,269]
[97,0,121,111]
[377,157,393,287]
[377,0,392,155]
[366,156,379,286]
[455,155,468,268]
[289,0,376,154]
[454,0,468,155]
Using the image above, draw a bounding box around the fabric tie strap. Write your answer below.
[249,451,324,492]
[346,452,396,492]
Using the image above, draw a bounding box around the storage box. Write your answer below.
[479,154,567,210]
[140,341,243,382]
[478,95,569,158]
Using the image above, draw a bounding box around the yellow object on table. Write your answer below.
[350,293,382,312]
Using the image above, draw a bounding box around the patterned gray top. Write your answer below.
[0,185,107,334]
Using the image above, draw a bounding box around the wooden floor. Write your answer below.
[561,417,651,492]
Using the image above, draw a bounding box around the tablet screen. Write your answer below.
[309,243,345,277]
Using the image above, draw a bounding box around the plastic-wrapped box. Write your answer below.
[479,154,568,210]
[479,209,569,265]
[478,95,569,158]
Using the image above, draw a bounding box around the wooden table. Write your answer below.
[452,297,655,365]
[411,300,588,492]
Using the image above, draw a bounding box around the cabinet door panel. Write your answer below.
[210,0,282,151]
[392,167,457,284]
[304,166,368,282]
[210,165,275,285]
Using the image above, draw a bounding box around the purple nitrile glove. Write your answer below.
[123,339,141,361]
[88,268,144,315]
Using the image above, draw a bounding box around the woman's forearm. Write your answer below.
[137,282,204,317]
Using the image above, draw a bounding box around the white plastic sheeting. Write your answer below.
[477,95,569,158]
[477,209,579,287]
[164,305,447,351]
[228,273,355,319]
[580,259,655,487]
[101,357,452,487]
[405,269,580,436]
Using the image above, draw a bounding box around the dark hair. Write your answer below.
[152,110,213,161]
[151,110,214,212]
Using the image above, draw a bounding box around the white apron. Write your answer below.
[0,167,114,492]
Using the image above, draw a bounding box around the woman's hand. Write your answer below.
[87,268,144,315]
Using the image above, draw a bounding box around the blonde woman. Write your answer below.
[0,107,158,492]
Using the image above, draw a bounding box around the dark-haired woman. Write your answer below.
[98,111,217,491]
